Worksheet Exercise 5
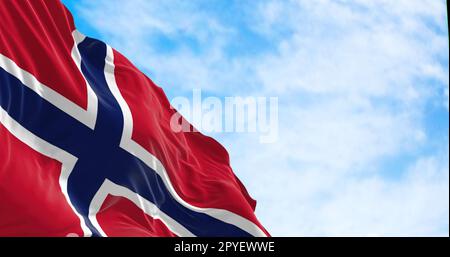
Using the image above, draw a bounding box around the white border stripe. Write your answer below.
[0,108,92,237]
[0,53,97,130]
[71,30,98,130]
[104,45,267,237]
[89,179,195,237]
[0,31,98,130]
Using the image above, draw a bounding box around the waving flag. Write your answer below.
[0,0,268,237]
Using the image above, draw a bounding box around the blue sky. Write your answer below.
[62,0,449,236]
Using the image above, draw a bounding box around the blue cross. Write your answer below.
[0,37,252,237]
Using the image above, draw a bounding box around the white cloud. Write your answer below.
[316,149,449,236]
[253,0,448,99]
[220,101,445,235]
[72,0,449,236]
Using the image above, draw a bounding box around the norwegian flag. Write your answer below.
[0,0,268,237]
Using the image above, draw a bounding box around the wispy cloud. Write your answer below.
[67,0,449,236]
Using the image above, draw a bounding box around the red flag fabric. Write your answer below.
[0,0,268,237]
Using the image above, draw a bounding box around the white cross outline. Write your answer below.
[0,30,267,237]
